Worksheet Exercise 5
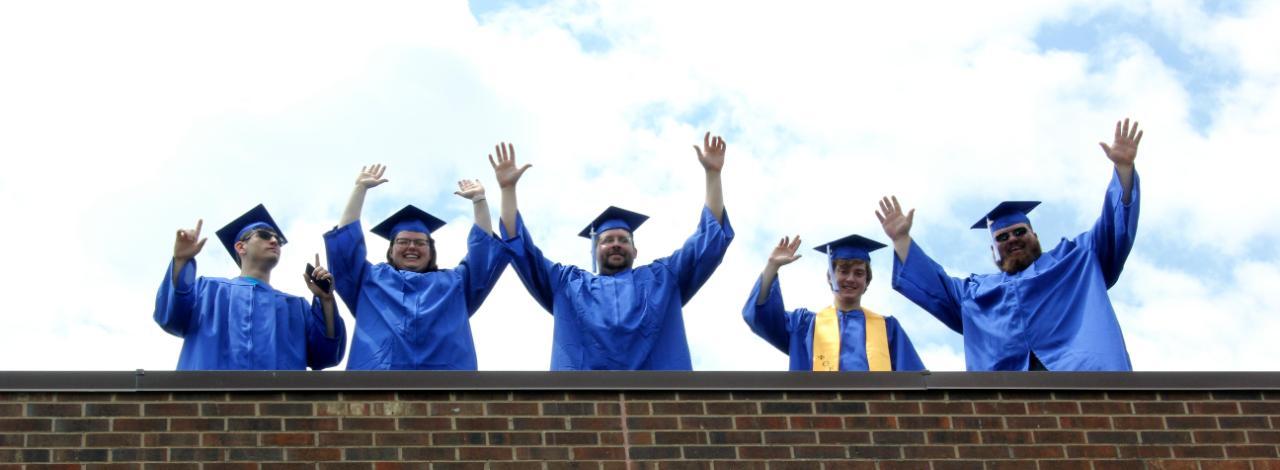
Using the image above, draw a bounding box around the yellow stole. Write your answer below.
[813,306,891,372]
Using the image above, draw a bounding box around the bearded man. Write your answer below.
[877,118,1144,371]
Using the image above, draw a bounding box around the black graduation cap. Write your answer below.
[215,204,288,264]
[370,205,448,240]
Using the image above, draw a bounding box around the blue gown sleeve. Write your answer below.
[499,212,571,313]
[154,258,199,337]
[323,221,373,315]
[891,241,967,333]
[305,297,347,370]
[653,207,735,304]
[456,224,512,315]
[742,275,793,354]
[885,316,927,371]
[1085,169,1140,288]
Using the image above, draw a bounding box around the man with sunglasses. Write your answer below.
[155,204,346,370]
[322,162,511,370]
[877,119,1144,371]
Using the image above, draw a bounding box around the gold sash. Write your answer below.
[813,306,891,372]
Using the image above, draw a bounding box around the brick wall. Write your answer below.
[2,384,1278,469]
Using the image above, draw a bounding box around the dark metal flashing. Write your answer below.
[2,371,1278,392]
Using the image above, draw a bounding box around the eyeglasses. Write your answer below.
[393,238,430,247]
[240,229,280,243]
[994,227,1029,243]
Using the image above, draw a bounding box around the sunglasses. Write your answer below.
[994,227,1030,243]
[240,229,281,243]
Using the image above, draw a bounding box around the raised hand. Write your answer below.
[1099,118,1143,169]
[767,235,803,269]
[174,219,208,261]
[454,179,486,201]
[693,132,726,172]
[304,253,335,300]
[355,164,390,189]
[876,196,915,243]
[489,142,531,189]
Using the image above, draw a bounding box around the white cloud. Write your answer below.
[1,0,1277,371]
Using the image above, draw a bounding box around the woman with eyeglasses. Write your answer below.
[322,156,518,370]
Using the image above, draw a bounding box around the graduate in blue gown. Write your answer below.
[744,234,925,371]
[878,118,1145,371]
[494,133,734,370]
[154,204,346,370]
[323,163,511,370]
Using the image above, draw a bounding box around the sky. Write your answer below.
[1,0,1277,372]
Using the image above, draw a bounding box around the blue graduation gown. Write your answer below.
[154,259,347,370]
[324,221,510,370]
[892,170,1139,371]
[501,207,734,370]
[743,276,926,371]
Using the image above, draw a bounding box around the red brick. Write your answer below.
[144,433,199,447]
[317,464,374,470]
[1165,416,1216,429]
[456,417,509,430]
[430,403,484,416]
[514,447,567,460]
[705,402,757,415]
[398,417,451,431]
[1196,461,1251,470]
[431,432,486,446]
[571,447,624,460]
[627,417,680,430]
[53,418,108,432]
[1059,416,1112,429]
[1116,444,1172,459]
[1111,416,1163,430]
[920,402,973,415]
[679,417,733,430]
[1134,402,1186,415]
[682,445,736,459]
[1188,402,1239,414]
[1217,416,1269,429]
[484,402,539,416]
[1066,444,1118,458]
[1028,401,1080,415]
[764,431,816,444]
[84,404,140,417]
[0,418,50,432]
[201,433,257,447]
[871,431,924,444]
[52,449,109,462]
[1081,401,1132,414]
[488,432,543,446]
[512,417,565,430]
[286,448,342,461]
[974,402,1027,415]
[112,419,166,432]
[982,430,1032,444]
[928,430,978,444]
[542,402,595,416]
[654,431,704,445]
[931,460,984,470]
[896,416,948,429]
[1250,430,1280,443]
[169,418,225,432]
[545,432,598,446]
[458,448,512,461]
[570,417,622,431]
[261,432,313,446]
[846,445,900,459]
[816,431,868,444]
[652,402,704,415]
[143,403,198,417]
[789,416,843,430]
[319,432,373,446]
[1006,416,1058,429]
[285,417,339,431]
[709,431,762,444]
[1009,445,1065,459]
[342,417,395,431]
[1224,445,1278,458]
[624,402,650,415]
[1240,402,1280,414]
[901,445,954,459]
[1034,430,1086,444]
[401,448,457,460]
[956,445,1009,459]
[844,416,896,429]
[1036,461,1092,470]
[27,404,82,417]
[950,416,1003,429]
[1086,431,1139,444]
[227,417,281,431]
[737,446,791,459]
[27,433,81,447]
[1171,445,1225,458]
[85,433,140,447]
[761,402,812,414]
[867,402,919,414]
[264,464,317,470]
[259,403,313,416]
